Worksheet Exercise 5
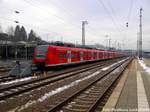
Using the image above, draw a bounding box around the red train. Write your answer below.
[33,45,124,67]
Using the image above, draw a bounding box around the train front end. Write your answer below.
[33,45,49,68]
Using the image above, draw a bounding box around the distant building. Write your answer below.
[143,51,150,58]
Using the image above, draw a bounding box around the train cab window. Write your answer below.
[36,45,48,53]
[36,45,48,59]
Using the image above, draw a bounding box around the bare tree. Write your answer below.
[6,26,14,36]
[0,25,3,33]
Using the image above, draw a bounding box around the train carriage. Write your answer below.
[33,45,125,68]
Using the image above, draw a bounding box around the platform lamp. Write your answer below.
[14,10,20,60]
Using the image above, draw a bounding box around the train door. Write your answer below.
[67,50,71,63]
[91,52,94,60]
[103,51,105,59]
[80,51,83,61]
[97,52,99,59]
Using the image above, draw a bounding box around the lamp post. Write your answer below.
[14,10,20,60]
[25,42,28,60]
[139,8,143,59]
[5,36,8,59]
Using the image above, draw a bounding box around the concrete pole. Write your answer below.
[82,21,88,46]
[108,38,111,50]
[139,8,143,59]
[137,32,139,57]
[105,35,108,50]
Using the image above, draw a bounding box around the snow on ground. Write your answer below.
[14,71,101,111]
[138,59,150,74]
[0,76,37,86]
[11,58,129,111]
[101,58,128,71]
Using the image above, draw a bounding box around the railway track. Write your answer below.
[0,66,15,83]
[0,63,18,83]
[47,58,132,112]
[0,66,12,72]
[0,75,16,83]
[0,58,124,101]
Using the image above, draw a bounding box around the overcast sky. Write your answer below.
[0,0,150,50]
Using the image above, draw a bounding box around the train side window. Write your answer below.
[92,53,94,57]
[63,54,67,58]
[80,53,83,58]
[59,53,67,59]
[99,53,102,57]
[72,54,75,58]
[78,54,80,58]
[94,53,97,58]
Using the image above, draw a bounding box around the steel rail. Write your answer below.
[0,59,121,100]
[48,58,131,112]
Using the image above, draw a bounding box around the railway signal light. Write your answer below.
[15,10,20,14]
[126,22,128,27]
[14,20,19,23]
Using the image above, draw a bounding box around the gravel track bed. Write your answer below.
[0,60,120,112]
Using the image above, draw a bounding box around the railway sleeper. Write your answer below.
[83,92,101,96]
[70,101,96,107]
[75,97,97,102]
[62,107,88,112]
[67,103,91,109]
[74,99,95,105]
[80,94,100,99]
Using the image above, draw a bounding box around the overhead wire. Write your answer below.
[106,1,124,29]
[1,0,123,44]
[1,0,108,43]
[96,0,122,33]
[23,0,66,24]
[127,0,134,24]
[1,0,82,40]
[23,0,85,37]
[0,16,62,36]
[0,4,65,36]
[33,0,103,40]
[47,0,106,38]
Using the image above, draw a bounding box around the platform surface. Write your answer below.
[103,58,150,112]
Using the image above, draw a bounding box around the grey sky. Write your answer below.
[0,0,150,50]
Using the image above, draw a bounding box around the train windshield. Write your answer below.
[36,45,48,59]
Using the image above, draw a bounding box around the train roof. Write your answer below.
[46,41,105,50]
[38,45,120,53]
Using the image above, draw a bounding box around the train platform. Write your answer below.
[102,58,150,112]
